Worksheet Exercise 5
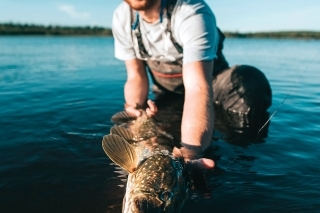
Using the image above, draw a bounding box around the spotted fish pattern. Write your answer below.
[102,111,188,213]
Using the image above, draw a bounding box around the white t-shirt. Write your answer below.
[112,0,219,65]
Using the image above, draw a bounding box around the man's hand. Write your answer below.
[145,100,158,117]
[188,158,215,170]
[125,100,158,117]
[173,146,215,170]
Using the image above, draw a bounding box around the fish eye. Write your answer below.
[160,191,173,202]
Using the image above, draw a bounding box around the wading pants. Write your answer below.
[212,65,272,115]
[152,64,272,116]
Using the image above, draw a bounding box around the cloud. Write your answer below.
[58,4,90,20]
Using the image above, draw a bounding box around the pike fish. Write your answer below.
[102,111,188,213]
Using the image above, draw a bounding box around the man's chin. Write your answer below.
[124,0,157,11]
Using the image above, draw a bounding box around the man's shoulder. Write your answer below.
[172,0,216,33]
[172,0,215,26]
[113,2,131,20]
[113,2,132,29]
[174,0,213,15]
[114,2,131,15]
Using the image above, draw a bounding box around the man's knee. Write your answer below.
[213,65,272,114]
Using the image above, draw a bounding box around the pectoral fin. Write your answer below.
[102,134,137,173]
[110,126,136,143]
[111,111,137,124]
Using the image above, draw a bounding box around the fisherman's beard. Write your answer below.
[124,0,159,11]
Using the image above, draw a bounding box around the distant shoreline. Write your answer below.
[223,31,320,39]
[0,23,113,36]
[1,23,320,39]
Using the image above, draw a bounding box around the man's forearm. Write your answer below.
[181,61,214,151]
[124,59,149,107]
[181,83,214,150]
[124,78,149,107]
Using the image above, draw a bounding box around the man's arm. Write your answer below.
[181,60,214,153]
[124,59,157,117]
[124,59,149,116]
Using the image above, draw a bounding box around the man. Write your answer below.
[112,0,272,169]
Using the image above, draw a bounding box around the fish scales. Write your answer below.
[103,111,188,213]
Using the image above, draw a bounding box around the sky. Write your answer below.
[0,0,319,32]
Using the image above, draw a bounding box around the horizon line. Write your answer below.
[1,22,320,34]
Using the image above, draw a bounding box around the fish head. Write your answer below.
[123,154,188,213]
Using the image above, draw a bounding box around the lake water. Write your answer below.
[0,37,319,213]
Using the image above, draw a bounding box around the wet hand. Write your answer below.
[124,104,142,117]
[145,100,157,117]
[186,158,215,170]
[125,100,158,117]
[173,146,215,170]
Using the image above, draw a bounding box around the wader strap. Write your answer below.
[131,10,150,59]
[166,0,183,54]
[130,0,183,59]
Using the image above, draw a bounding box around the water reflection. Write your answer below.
[1,37,319,213]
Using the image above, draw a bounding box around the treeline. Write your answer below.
[1,23,320,39]
[224,31,320,39]
[0,23,112,36]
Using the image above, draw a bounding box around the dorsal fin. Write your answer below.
[111,111,137,124]
[110,126,136,143]
[102,135,137,173]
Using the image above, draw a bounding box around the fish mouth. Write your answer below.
[122,155,186,213]
[123,194,164,213]
[135,197,162,213]
[123,191,185,213]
